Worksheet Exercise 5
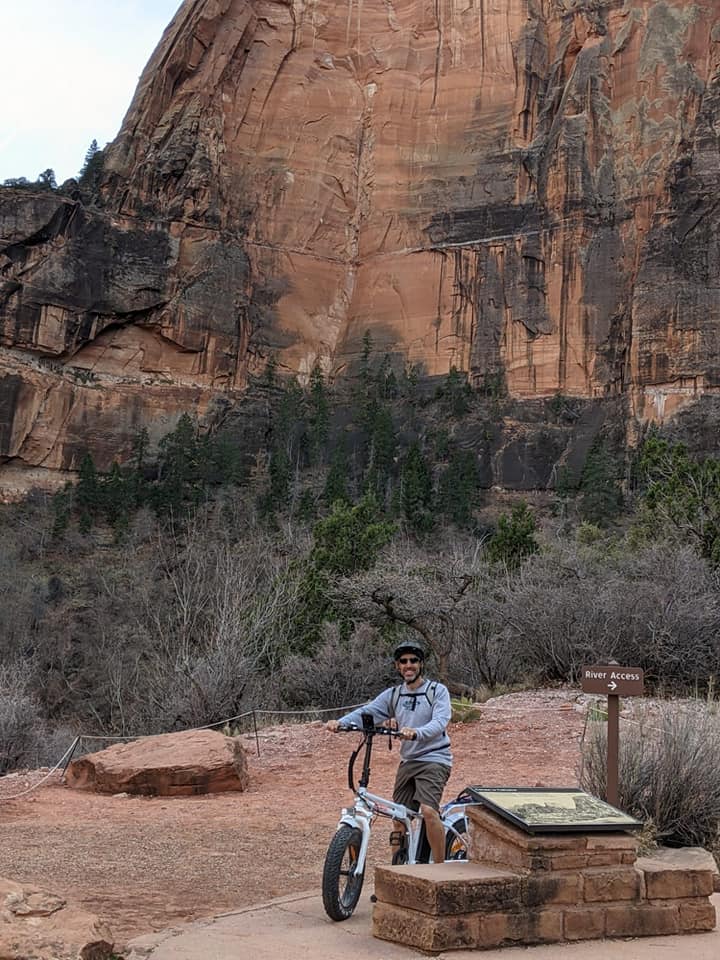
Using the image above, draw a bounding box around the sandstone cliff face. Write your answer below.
[2,0,720,488]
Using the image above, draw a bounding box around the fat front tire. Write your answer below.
[322,825,365,921]
[445,817,469,860]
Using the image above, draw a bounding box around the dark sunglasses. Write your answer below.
[398,656,420,664]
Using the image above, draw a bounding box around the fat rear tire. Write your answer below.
[445,816,469,860]
[391,842,409,865]
[322,825,365,921]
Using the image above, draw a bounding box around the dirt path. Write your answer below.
[0,690,586,947]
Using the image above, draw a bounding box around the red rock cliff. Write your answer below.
[1,0,720,488]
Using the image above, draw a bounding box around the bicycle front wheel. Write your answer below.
[322,825,365,921]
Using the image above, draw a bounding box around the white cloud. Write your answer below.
[0,0,181,182]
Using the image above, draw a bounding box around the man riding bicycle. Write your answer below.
[326,641,452,864]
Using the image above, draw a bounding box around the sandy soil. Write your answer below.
[0,689,587,948]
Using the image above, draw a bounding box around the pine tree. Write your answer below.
[375,353,398,401]
[81,139,99,171]
[360,330,373,376]
[263,353,278,387]
[308,361,330,462]
[400,442,434,534]
[75,453,102,533]
[438,449,479,526]
[324,444,350,506]
[51,484,74,539]
[365,404,397,503]
[485,501,539,569]
[401,363,420,403]
[103,462,132,540]
[578,439,623,526]
[154,414,200,516]
[296,487,317,523]
[78,139,104,194]
[36,168,57,191]
[289,493,397,653]
[129,427,150,506]
[439,366,471,417]
[357,330,375,431]
[311,493,397,577]
[268,445,291,508]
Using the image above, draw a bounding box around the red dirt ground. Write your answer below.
[0,689,586,947]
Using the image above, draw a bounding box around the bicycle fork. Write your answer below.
[336,807,373,875]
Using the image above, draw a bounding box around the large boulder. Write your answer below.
[0,878,113,960]
[66,729,249,797]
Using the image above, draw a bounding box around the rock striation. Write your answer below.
[2,0,720,489]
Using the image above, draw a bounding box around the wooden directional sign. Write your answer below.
[581,665,644,697]
[581,664,644,809]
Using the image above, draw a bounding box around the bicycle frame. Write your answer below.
[334,720,468,874]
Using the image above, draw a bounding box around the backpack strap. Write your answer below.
[390,684,402,718]
[389,680,438,716]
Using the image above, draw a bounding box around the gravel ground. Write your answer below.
[0,689,586,946]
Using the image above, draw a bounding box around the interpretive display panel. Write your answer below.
[465,786,643,834]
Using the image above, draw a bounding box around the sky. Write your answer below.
[1,0,183,184]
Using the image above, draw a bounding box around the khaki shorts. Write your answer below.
[393,761,451,812]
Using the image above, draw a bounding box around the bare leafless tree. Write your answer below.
[335,539,487,686]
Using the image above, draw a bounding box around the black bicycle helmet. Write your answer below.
[393,642,425,661]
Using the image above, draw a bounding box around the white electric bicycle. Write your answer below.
[322,713,475,921]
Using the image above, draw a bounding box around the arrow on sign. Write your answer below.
[608,681,618,691]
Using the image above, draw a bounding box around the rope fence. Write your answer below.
[3,693,718,803]
[0,701,366,802]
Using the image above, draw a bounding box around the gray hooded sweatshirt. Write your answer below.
[338,679,452,767]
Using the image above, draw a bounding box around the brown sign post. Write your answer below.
[581,664,644,807]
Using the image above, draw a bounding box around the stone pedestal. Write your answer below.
[372,805,717,952]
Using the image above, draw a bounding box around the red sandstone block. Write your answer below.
[544,854,589,871]
[477,909,563,948]
[563,906,607,940]
[586,834,639,853]
[523,872,581,907]
[639,862,714,899]
[373,901,479,952]
[585,852,625,868]
[468,807,586,853]
[533,834,588,852]
[469,829,532,871]
[637,847,718,899]
[678,898,717,932]
[645,868,714,899]
[374,863,522,916]
[605,902,679,937]
[583,867,641,902]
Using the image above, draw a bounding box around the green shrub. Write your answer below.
[485,501,539,569]
[576,521,603,545]
[450,697,481,724]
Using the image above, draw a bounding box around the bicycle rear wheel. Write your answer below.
[445,816,469,860]
[391,841,409,865]
[322,825,365,921]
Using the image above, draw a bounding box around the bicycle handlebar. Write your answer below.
[338,723,402,737]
